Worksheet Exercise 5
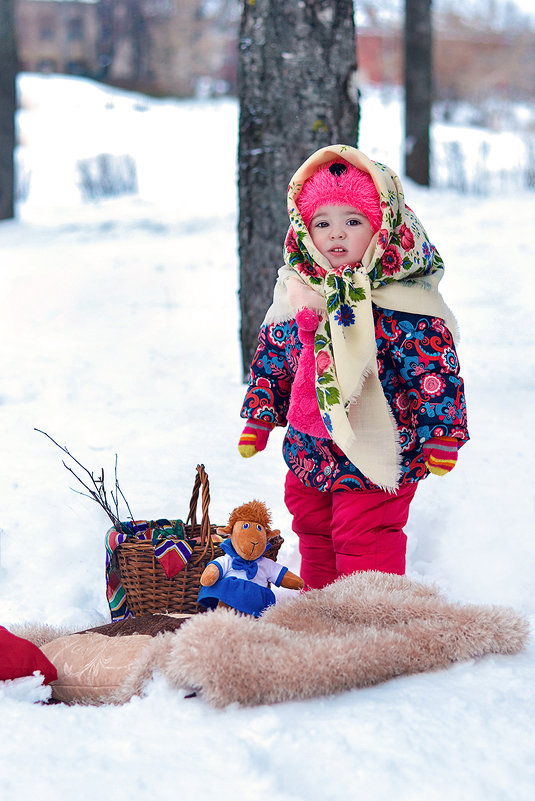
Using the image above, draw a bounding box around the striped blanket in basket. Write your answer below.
[105,519,196,621]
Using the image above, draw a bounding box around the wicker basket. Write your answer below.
[115,464,282,616]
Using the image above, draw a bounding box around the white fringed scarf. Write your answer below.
[264,145,458,491]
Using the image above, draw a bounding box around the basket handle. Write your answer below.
[186,464,214,563]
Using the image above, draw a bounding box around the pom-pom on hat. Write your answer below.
[296,159,382,232]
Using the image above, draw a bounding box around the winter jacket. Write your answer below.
[241,305,469,492]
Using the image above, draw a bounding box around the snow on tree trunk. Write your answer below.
[404,0,433,186]
[238,0,358,378]
[0,0,17,221]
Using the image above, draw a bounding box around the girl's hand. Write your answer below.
[238,419,275,458]
[423,436,459,475]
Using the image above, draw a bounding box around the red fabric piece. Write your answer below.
[284,470,417,589]
[158,548,190,579]
[0,626,58,684]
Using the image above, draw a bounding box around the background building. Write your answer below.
[15,0,535,104]
[16,0,238,97]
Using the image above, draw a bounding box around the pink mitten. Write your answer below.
[238,418,275,458]
[423,436,459,476]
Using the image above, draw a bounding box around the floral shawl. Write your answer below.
[264,144,458,490]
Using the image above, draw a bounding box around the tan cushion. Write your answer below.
[41,632,153,704]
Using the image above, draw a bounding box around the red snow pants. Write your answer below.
[284,470,418,589]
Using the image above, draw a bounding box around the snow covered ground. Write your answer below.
[1,74,534,800]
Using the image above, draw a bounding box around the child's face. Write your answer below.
[309,205,375,269]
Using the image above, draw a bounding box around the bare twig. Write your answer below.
[35,428,134,530]
[111,455,121,522]
[113,454,135,522]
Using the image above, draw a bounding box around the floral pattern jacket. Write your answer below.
[241,306,469,492]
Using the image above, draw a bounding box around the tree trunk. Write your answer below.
[96,0,115,79]
[238,0,358,378]
[0,0,17,221]
[127,0,149,84]
[404,0,433,186]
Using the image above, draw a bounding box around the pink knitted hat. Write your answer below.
[296,159,382,232]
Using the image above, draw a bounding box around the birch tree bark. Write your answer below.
[238,0,358,377]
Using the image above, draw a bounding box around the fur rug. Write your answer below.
[114,572,528,707]
[11,573,529,708]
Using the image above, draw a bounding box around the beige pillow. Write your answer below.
[41,632,153,704]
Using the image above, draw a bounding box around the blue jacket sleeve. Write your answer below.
[240,321,296,427]
[387,314,469,445]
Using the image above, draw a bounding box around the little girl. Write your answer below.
[238,144,469,590]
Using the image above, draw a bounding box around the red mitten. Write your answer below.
[238,419,275,458]
[423,436,459,476]
[0,626,58,684]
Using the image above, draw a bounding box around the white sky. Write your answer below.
[360,0,535,22]
[504,0,534,10]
